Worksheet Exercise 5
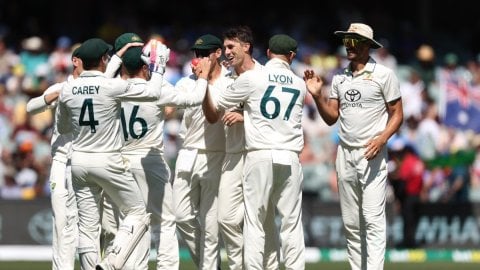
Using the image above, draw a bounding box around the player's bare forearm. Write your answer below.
[364,98,403,160]
[116,42,144,57]
[304,69,339,125]
[381,97,403,143]
[312,95,339,126]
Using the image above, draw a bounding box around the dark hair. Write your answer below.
[81,58,102,70]
[223,25,254,55]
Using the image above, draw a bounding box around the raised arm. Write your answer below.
[157,57,211,108]
[104,41,144,78]
[304,69,339,126]
[26,83,62,114]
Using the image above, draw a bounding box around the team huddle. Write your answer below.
[27,23,403,270]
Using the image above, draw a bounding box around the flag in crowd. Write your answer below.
[443,75,480,133]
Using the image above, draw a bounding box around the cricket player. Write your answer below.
[202,26,280,270]
[56,37,169,270]
[25,44,82,270]
[104,33,212,269]
[203,34,306,270]
[304,23,403,270]
[173,34,228,270]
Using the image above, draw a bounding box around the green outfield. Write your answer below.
[1,261,479,270]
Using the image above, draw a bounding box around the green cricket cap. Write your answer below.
[76,38,112,61]
[115,33,143,52]
[191,34,222,50]
[268,34,298,55]
[122,47,144,71]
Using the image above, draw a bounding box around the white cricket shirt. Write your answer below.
[176,69,229,152]
[331,58,401,147]
[121,77,208,155]
[214,58,306,153]
[222,60,264,154]
[57,70,162,153]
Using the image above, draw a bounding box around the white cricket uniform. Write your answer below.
[217,61,280,270]
[120,77,207,270]
[173,70,228,270]
[57,70,164,270]
[213,58,306,270]
[331,58,401,270]
[26,78,77,270]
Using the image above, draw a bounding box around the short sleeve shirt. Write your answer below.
[331,58,401,147]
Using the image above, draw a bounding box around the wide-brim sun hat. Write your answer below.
[334,23,383,49]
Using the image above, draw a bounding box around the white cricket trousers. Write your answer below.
[50,158,78,270]
[243,150,305,270]
[125,153,179,270]
[218,152,280,270]
[71,151,149,270]
[173,149,224,270]
[336,144,388,270]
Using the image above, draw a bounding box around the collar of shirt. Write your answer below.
[126,77,146,84]
[79,70,105,78]
[265,57,291,70]
[343,57,377,76]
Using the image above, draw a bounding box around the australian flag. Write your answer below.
[443,76,480,133]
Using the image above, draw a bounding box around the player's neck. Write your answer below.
[235,56,255,75]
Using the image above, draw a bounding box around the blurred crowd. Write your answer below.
[0,33,480,207]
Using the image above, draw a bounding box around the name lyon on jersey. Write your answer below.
[268,73,293,84]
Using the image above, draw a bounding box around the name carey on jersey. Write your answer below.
[72,85,100,95]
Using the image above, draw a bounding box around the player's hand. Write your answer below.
[221,59,232,68]
[116,42,144,58]
[304,69,323,98]
[364,136,386,160]
[192,57,211,80]
[222,111,244,126]
[141,39,170,74]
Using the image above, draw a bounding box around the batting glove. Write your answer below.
[141,39,170,74]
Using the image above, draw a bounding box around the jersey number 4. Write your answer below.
[260,85,300,120]
[79,98,98,133]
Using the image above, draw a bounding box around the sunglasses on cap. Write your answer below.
[342,37,368,48]
[194,49,215,58]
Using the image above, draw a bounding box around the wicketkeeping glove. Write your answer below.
[141,39,170,74]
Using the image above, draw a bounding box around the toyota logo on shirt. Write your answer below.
[345,89,361,102]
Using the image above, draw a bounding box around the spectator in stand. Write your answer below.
[48,36,73,83]
[400,68,426,120]
[371,38,398,71]
[19,36,50,94]
[470,142,480,202]
[442,163,471,203]
[0,35,19,83]
[396,142,424,248]
[412,44,436,89]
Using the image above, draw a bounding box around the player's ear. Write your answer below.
[214,47,222,57]
[289,51,296,62]
[242,42,251,53]
[142,64,151,80]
